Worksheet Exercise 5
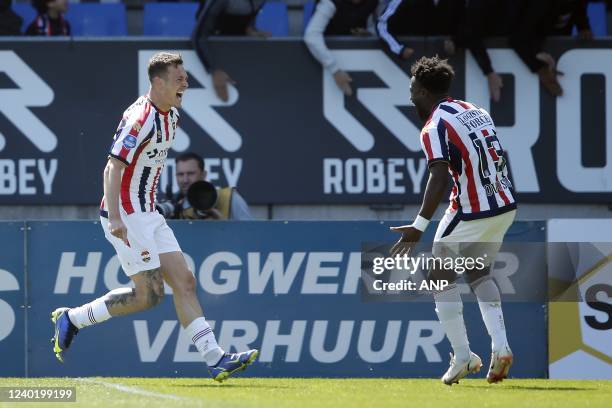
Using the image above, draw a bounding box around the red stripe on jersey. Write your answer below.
[100,197,105,210]
[450,185,458,210]
[138,102,151,127]
[444,120,481,212]
[149,167,162,211]
[455,100,471,110]
[488,146,500,162]
[120,140,150,214]
[118,101,151,161]
[422,131,434,161]
[118,146,130,160]
[450,169,460,211]
[130,100,151,137]
[496,175,511,205]
[164,115,170,142]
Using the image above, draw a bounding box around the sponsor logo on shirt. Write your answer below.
[123,135,137,149]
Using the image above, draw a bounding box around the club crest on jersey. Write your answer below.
[141,250,151,263]
[123,135,137,149]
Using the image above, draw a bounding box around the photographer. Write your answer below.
[158,152,252,220]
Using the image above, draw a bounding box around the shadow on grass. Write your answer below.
[461,384,597,392]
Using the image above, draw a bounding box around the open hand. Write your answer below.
[487,72,504,102]
[212,69,236,102]
[109,217,129,246]
[333,70,353,96]
[389,225,422,256]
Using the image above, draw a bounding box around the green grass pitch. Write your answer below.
[1,378,611,408]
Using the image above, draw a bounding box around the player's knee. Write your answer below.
[466,265,491,288]
[173,271,197,298]
[135,279,165,310]
[142,286,164,309]
[427,267,458,285]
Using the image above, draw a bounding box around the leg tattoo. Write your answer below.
[104,268,164,316]
[104,287,137,312]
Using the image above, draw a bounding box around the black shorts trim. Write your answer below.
[427,158,450,168]
[108,154,129,166]
[440,211,461,238]
[459,203,517,221]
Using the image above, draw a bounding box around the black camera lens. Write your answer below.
[187,180,218,212]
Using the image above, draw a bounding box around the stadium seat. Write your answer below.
[256,1,289,37]
[572,1,607,37]
[302,1,315,33]
[11,4,37,33]
[65,4,127,36]
[143,3,200,37]
[587,1,607,36]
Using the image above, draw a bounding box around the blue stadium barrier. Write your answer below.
[0,220,547,378]
[65,4,127,36]
[11,3,36,33]
[256,1,289,37]
[143,3,199,37]
[0,223,25,377]
[303,0,315,33]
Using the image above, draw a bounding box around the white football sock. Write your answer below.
[186,317,224,366]
[434,284,471,362]
[68,297,111,329]
[472,278,509,352]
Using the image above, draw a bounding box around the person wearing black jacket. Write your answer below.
[377,0,458,60]
[192,0,271,102]
[446,0,519,102]
[509,0,592,97]
[549,0,592,37]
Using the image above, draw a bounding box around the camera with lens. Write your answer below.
[156,180,219,219]
[155,200,177,218]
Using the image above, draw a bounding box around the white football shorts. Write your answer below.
[100,210,181,276]
[433,209,516,266]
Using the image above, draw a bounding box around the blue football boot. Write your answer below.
[209,349,259,382]
[50,307,79,362]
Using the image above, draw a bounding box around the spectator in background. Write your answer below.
[509,0,593,97]
[0,0,22,35]
[549,0,592,38]
[168,152,252,220]
[377,0,458,60]
[26,0,70,36]
[192,0,271,102]
[445,0,518,102]
[304,0,379,96]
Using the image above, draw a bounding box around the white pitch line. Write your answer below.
[77,378,187,401]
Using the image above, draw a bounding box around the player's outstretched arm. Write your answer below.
[390,162,449,256]
[104,157,128,245]
[416,161,450,220]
